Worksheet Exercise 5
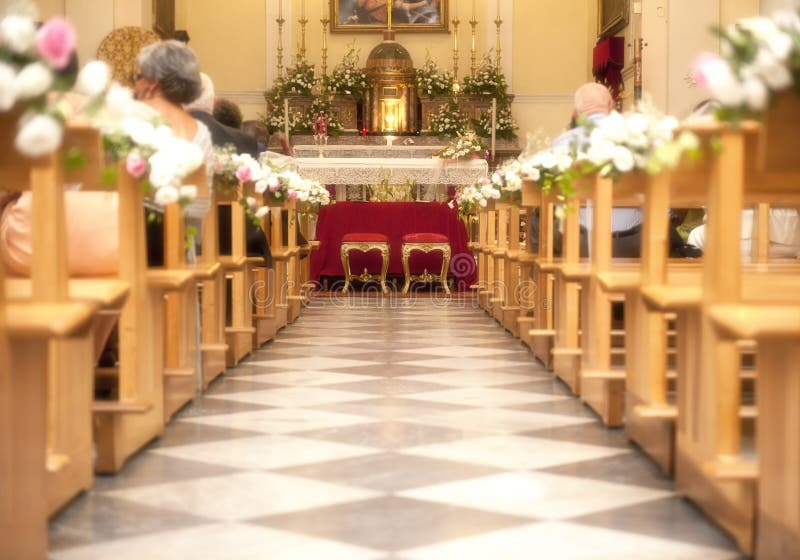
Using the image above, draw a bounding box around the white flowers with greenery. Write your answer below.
[461,56,508,97]
[326,43,368,99]
[472,103,518,141]
[451,178,501,218]
[691,10,800,121]
[429,100,467,137]
[415,55,454,97]
[283,56,317,95]
[437,132,485,161]
[490,159,524,202]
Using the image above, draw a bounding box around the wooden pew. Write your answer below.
[267,199,300,329]
[490,201,510,322]
[0,118,97,559]
[501,206,523,336]
[251,211,278,347]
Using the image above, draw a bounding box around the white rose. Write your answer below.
[773,11,800,35]
[254,179,268,193]
[123,118,157,147]
[0,62,16,110]
[154,185,179,206]
[75,60,111,97]
[255,206,270,218]
[13,62,53,100]
[599,111,628,143]
[742,78,768,111]
[556,154,573,172]
[1,14,36,54]
[753,51,792,91]
[103,84,136,120]
[625,113,649,136]
[245,196,256,208]
[180,184,198,200]
[611,145,635,173]
[14,113,62,157]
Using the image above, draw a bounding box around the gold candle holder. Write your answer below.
[299,16,309,60]
[469,16,478,77]
[494,15,502,68]
[321,15,330,77]
[452,16,460,82]
[276,16,285,80]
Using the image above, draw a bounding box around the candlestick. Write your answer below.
[452,15,460,81]
[299,15,309,59]
[387,0,392,30]
[321,8,330,77]
[469,16,478,77]
[276,14,286,80]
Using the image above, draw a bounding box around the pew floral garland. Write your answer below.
[428,100,467,137]
[490,159,524,202]
[519,145,580,201]
[450,178,501,218]
[326,43,368,99]
[691,10,800,122]
[211,145,270,220]
[436,132,485,160]
[415,54,454,97]
[0,8,107,157]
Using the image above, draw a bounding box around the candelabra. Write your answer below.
[299,16,309,60]
[276,15,286,79]
[321,14,330,77]
[469,16,478,77]
[452,16,460,82]
[494,15,502,68]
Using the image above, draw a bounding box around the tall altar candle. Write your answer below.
[301,0,306,19]
[387,0,392,29]
[472,0,476,18]
[278,0,282,18]
[491,98,497,160]
[454,0,458,18]
[284,98,290,141]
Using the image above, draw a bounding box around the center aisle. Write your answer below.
[50,299,741,559]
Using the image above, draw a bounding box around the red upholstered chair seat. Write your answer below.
[401,233,449,244]
[342,233,390,243]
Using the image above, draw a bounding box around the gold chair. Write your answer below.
[340,233,390,294]
[400,233,451,294]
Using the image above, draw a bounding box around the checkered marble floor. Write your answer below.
[49,299,743,559]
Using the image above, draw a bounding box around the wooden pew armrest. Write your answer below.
[558,263,592,281]
[147,269,195,290]
[5,302,97,338]
[6,277,130,309]
[219,256,248,270]
[596,271,640,292]
[641,284,702,310]
[708,304,800,339]
[191,261,222,279]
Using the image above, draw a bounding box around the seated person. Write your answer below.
[213,98,244,129]
[687,208,800,259]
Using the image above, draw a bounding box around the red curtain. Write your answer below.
[593,36,625,101]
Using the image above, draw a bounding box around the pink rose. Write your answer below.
[288,190,298,200]
[267,176,281,192]
[235,165,252,183]
[125,152,148,179]
[35,17,77,70]
[691,52,725,92]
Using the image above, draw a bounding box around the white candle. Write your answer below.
[278,0,282,18]
[284,98,290,142]
[472,0,476,18]
[301,0,306,19]
[496,0,500,16]
[454,0,458,18]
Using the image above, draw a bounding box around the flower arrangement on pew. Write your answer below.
[472,103,519,141]
[212,145,270,221]
[415,54,454,98]
[450,178,501,218]
[520,145,579,202]
[0,8,106,157]
[691,10,800,122]
[490,159,524,202]
[429,100,467,137]
[326,43,368,99]
[436,132,485,160]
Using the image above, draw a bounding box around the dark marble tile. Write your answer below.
[253,496,530,552]
[174,396,275,418]
[147,421,265,449]
[536,451,673,491]
[49,494,212,550]
[314,396,475,419]
[91,452,243,492]
[318,378,452,396]
[294,420,470,450]
[571,496,741,551]
[519,422,632,449]
[276,452,501,492]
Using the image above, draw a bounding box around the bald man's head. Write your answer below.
[574,83,614,117]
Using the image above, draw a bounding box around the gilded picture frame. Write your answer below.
[598,0,629,38]
[332,0,449,33]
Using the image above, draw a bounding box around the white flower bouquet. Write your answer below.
[429,101,468,138]
[691,10,800,121]
[326,43,368,99]
[491,159,524,202]
[461,57,508,97]
[452,178,501,218]
[472,104,518,141]
[284,56,317,96]
[437,132,485,161]
[415,56,454,98]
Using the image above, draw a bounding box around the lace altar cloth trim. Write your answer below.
[293,145,444,159]
[295,157,488,186]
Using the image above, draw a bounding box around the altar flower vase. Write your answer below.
[125,151,148,178]
[35,17,77,69]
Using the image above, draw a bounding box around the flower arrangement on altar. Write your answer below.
[437,132,485,160]
[415,55,454,98]
[461,56,508,97]
[326,43,368,99]
[428,100,467,137]
[283,55,317,95]
[451,178,501,218]
[691,10,800,122]
[472,104,519,141]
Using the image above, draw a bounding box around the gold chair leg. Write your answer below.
[440,246,451,294]
[380,245,390,294]
[340,245,351,293]
[401,244,412,294]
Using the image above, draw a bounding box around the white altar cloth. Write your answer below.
[295,157,488,187]
[293,145,444,159]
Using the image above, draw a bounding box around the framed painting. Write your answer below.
[598,0,629,39]
[332,0,449,33]
[152,0,175,38]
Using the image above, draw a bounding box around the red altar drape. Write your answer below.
[310,202,477,291]
[593,36,625,102]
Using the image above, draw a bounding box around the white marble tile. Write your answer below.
[271,336,371,346]
[400,435,628,470]
[398,345,527,357]
[396,357,534,371]
[406,387,569,408]
[400,522,740,560]
[150,435,379,470]
[402,371,546,387]
[405,408,594,435]
[51,523,382,560]
[179,408,374,434]
[226,371,381,387]
[104,471,380,521]
[247,356,380,370]
[255,345,378,357]
[205,387,374,407]
[399,471,672,521]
